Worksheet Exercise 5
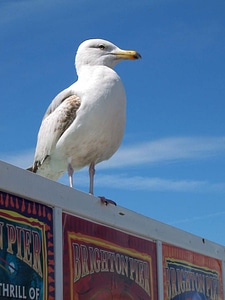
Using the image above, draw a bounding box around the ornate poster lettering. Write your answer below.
[163,243,224,300]
[63,213,158,299]
[0,191,54,300]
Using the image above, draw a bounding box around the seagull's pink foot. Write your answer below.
[99,196,117,206]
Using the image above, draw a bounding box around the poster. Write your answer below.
[0,191,55,300]
[63,213,158,300]
[163,243,224,300]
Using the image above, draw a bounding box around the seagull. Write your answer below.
[28,38,141,195]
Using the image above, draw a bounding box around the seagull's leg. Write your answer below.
[89,162,95,195]
[67,163,74,188]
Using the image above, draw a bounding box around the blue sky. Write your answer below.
[1,0,225,246]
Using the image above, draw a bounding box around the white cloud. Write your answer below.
[59,172,225,193]
[95,174,225,193]
[99,136,225,169]
[1,136,225,171]
[56,135,225,193]
[95,174,208,192]
[1,136,225,193]
[170,210,225,226]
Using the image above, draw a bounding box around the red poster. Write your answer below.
[63,213,158,300]
[162,243,224,300]
[0,191,55,300]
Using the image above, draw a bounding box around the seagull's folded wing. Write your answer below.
[32,93,81,171]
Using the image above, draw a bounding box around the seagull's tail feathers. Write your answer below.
[26,157,65,181]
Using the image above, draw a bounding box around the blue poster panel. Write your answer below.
[0,191,55,300]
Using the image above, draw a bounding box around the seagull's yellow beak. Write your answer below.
[115,50,142,60]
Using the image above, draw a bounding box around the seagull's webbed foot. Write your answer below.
[99,196,117,206]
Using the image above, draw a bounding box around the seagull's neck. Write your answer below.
[76,64,114,78]
[77,65,115,78]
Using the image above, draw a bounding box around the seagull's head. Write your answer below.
[75,38,141,74]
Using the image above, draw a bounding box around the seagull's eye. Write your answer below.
[98,44,105,50]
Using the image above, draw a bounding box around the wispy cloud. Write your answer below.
[59,172,225,193]
[95,174,225,193]
[95,174,208,192]
[169,210,225,226]
[1,136,225,171]
[1,136,225,194]
[99,136,225,169]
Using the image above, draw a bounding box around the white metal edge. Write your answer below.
[53,207,63,300]
[156,241,164,300]
[1,160,225,260]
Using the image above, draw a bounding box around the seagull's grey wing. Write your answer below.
[43,87,75,119]
[31,94,81,172]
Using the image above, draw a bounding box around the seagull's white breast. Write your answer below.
[53,66,126,170]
